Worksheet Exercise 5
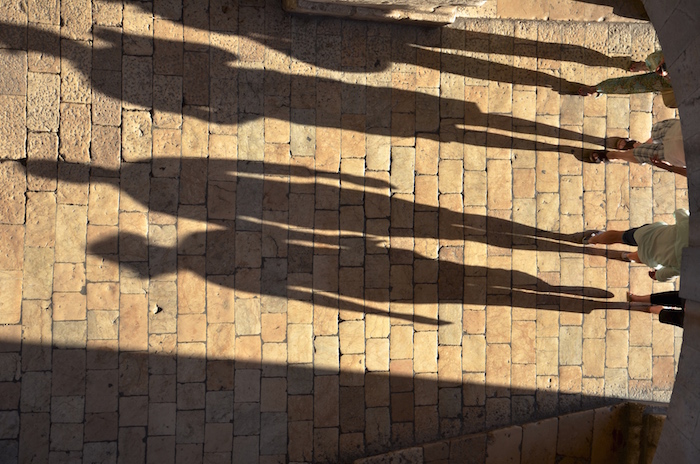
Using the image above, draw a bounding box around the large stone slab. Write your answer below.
[282,0,484,25]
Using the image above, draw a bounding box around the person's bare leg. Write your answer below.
[648,305,663,315]
[606,150,639,164]
[588,230,625,245]
[627,292,651,303]
[626,293,663,314]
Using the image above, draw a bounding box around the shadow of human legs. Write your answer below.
[24,158,625,263]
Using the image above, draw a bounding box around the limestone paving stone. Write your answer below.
[0,271,22,324]
[58,103,90,163]
[122,56,153,110]
[27,0,59,24]
[27,73,59,132]
[123,2,153,56]
[60,0,90,40]
[5,10,690,463]
[0,50,27,96]
[92,0,122,26]
[92,70,122,127]
[0,96,26,161]
[122,110,153,162]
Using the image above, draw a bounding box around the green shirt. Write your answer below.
[633,209,689,282]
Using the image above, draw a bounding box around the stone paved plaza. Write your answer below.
[0,0,689,462]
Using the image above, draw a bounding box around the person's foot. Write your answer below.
[629,61,646,72]
[583,151,608,164]
[578,85,598,96]
[627,292,647,305]
[614,138,638,150]
[582,230,601,244]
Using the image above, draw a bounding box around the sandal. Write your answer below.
[577,86,598,97]
[612,138,638,150]
[583,151,608,164]
[621,252,632,262]
[582,230,601,244]
[628,61,646,72]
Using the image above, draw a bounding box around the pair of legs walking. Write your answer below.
[584,229,640,263]
[628,291,685,327]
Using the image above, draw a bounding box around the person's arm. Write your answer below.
[651,158,687,177]
[653,266,679,282]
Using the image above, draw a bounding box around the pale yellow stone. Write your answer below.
[462,334,486,373]
[365,313,390,339]
[390,325,413,360]
[413,331,437,373]
[439,302,462,345]
[487,159,512,210]
[22,247,54,303]
[288,324,313,364]
[485,343,511,391]
[314,336,339,374]
[366,338,389,371]
[0,96,26,160]
[390,147,415,194]
[88,183,119,226]
[536,337,558,376]
[122,110,153,162]
[339,321,364,355]
[27,72,59,131]
[55,205,87,263]
[25,192,56,248]
[182,109,209,158]
[0,270,22,324]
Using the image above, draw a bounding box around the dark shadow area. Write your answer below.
[95,0,635,71]
[3,22,609,152]
[573,0,649,20]
[22,159,629,318]
[1,339,622,463]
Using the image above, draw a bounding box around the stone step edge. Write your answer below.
[353,401,668,464]
[282,0,487,26]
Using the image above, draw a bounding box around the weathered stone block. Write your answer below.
[59,103,91,162]
[0,96,26,160]
[0,271,22,324]
[0,49,26,95]
[28,72,59,131]
[61,39,91,103]
[122,110,153,162]
[28,23,60,73]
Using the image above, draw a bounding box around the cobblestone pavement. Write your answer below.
[0,1,687,462]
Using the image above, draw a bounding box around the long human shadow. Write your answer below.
[23,159,628,319]
[93,230,622,316]
[8,340,625,463]
[5,22,606,151]
[28,158,616,258]
[103,0,634,71]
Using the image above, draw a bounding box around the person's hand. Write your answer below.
[649,270,657,280]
